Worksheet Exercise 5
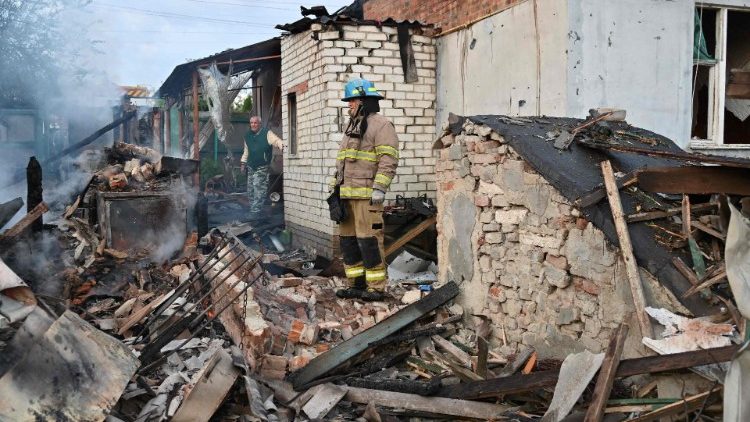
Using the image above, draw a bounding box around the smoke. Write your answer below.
[0,0,120,208]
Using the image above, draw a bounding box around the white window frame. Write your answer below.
[691,2,750,150]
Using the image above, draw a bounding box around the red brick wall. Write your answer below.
[363,0,524,33]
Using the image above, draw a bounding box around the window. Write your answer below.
[0,113,35,143]
[691,7,750,147]
[287,93,297,154]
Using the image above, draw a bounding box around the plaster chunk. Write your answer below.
[520,232,563,250]
[495,208,528,225]
[475,124,493,137]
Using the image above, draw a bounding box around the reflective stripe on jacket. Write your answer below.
[334,114,399,199]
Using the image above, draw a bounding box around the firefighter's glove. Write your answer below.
[370,189,385,206]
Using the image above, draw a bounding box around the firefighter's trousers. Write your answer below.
[338,199,387,292]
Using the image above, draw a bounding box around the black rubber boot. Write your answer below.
[336,277,366,299]
[360,288,386,302]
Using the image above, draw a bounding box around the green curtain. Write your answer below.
[694,12,714,62]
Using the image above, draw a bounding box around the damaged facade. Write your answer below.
[278,17,438,257]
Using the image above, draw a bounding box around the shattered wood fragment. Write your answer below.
[496,346,534,377]
[383,216,437,259]
[171,348,240,422]
[289,281,459,390]
[522,351,537,374]
[691,220,726,240]
[682,194,692,239]
[585,323,629,422]
[579,138,750,169]
[117,293,167,335]
[626,203,716,223]
[345,377,441,396]
[431,334,472,368]
[476,336,488,378]
[574,169,639,208]
[301,383,347,420]
[0,202,49,246]
[672,257,701,286]
[681,268,727,298]
[627,387,722,422]
[601,160,652,338]
[438,345,738,399]
[344,386,511,420]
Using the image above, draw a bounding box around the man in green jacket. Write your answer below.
[240,115,282,216]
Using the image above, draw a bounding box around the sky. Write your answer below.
[79,0,353,90]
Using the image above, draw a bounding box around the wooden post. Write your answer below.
[164,102,171,155]
[192,71,200,160]
[192,71,201,188]
[152,109,162,153]
[585,322,629,422]
[26,157,43,232]
[600,160,652,338]
[178,104,184,154]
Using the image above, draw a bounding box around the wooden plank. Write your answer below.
[727,82,750,99]
[521,351,537,374]
[601,161,652,338]
[0,202,49,245]
[626,203,716,223]
[385,216,436,258]
[574,169,640,208]
[301,383,347,420]
[117,293,167,335]
[431,335,472,368]
[730,69,750,84]
[579,138,750,169]
[691,221,726,240]
[672,257,701,286]
[172,348,240,422]
[345,386,510,420]
[682,268,727,299]
[682,194,691,239]
[437,342,738,400]
[289,281,459,390]
[584,323,629,422]
[476,337,488,378]
[626,387,722,422]
[637,166,750,195]
[496,346,534,377]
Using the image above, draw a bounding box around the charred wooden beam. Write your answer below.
[437,345,738,400]
[636,166,750,195]
[26,157,43,233]
[585,323,629,422]
[0,198,24,230]
[0,202,49,247]
[574,169,639,208]
[578,139,750,169]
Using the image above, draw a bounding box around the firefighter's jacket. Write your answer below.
[333,113,399,199]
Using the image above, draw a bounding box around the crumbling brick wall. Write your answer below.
[280,23,437,257]
[435,119,688,359]
[363,0,523,33]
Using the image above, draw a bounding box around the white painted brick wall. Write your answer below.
[281,24,437,250]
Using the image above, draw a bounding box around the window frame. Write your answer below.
[287,92,298,155]
[691,4,750,150]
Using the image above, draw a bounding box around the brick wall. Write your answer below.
[363,0,523,33]
[280,23,437,257]
[434,119,688,359]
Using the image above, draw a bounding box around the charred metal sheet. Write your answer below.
[467,115,713,316]
[97,191,187,251]
[637,166,750,195]
[0,310,139,422]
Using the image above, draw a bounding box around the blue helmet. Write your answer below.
[341,78,384,101]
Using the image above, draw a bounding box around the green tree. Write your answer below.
[0,0,92,107]
[232,95,253,113]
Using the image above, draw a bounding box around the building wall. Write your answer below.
[435,0,569,131]
[567,0,694,149]
[363,0,524,33]
[433,0,708,152]
[434,120,687,359]
[280,24,438,257]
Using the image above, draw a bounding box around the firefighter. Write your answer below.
[332,78,399,301]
